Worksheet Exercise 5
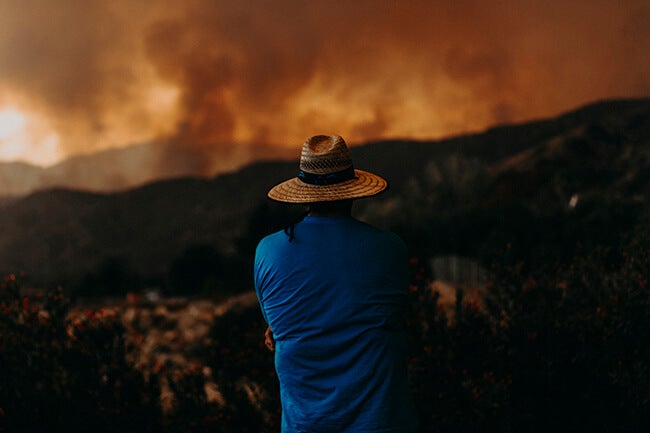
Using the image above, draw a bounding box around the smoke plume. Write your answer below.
[0,0,648,179]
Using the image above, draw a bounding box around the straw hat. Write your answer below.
[268,135,388,203]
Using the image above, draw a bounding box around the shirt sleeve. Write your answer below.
[253,240,270,325]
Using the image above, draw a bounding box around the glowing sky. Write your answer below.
[0,0,648,171]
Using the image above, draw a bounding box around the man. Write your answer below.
[254,135,418,433]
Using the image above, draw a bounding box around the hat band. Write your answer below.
[298,166,356,185]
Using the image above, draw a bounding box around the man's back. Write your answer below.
[255,215,418,433]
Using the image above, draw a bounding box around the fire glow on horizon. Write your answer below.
[0,107,61,165]
[0,0,648,172]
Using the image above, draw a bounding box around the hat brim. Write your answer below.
[267,169,388,203]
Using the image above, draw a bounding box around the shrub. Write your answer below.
[0,277,159,433]
[167,245,223,295]
[2,210,647,432]
[406,211,650,433]
[207,306,280,432]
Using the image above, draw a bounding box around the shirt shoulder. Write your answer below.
[255,228,287,254]
[352,219,408,253]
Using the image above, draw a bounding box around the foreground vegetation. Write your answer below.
[1,214,649,432]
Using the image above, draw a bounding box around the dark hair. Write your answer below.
[282,200,353,242]
[308,200,353,215]
[283,210,309,242]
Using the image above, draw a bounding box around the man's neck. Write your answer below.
[307,200,353,217]
[307,209,351,217]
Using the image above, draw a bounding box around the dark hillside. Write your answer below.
[1,98,648,291]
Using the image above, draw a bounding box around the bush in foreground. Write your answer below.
[0,278,159,433]
[407,213,650,433]
[1,212,648,432]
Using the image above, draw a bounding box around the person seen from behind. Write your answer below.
[254,135,419,432]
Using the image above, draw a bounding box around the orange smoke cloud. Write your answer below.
[1,0,648,175]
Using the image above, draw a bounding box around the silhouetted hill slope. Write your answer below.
[0,144,157,196]
[1,98,648,289]
[0,161,299,287]
[352,98,649,190]
[0,141,296,196]
[0,161,44,197]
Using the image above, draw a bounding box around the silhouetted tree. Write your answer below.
[76,256,141,297]
[168,245,223,295]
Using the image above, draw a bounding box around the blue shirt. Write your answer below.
[254,215,418,433]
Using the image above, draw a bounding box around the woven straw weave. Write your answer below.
[268,135,388,203]
[300,135,353,174]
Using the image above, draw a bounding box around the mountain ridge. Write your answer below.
[2,98,647,198]
[1,98,648,290]
[0,140,297,197]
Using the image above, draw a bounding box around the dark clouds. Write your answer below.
[0,0,648,175]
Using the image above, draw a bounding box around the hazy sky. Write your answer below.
[0,0,648,171]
